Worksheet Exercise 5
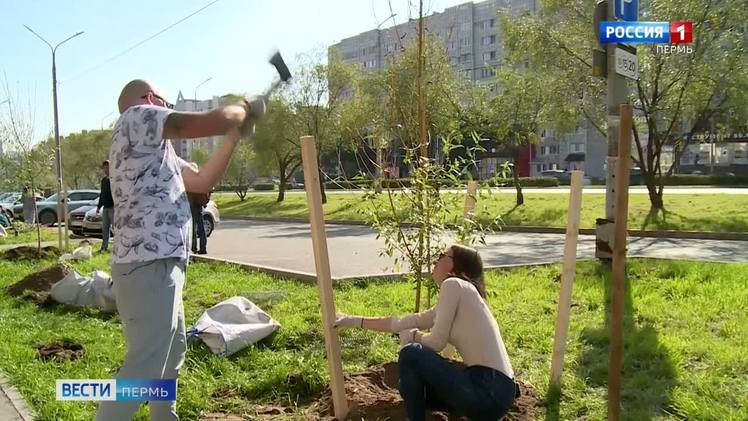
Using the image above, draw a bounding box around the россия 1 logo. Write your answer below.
[600,20,693,54]
[600,21,693,44]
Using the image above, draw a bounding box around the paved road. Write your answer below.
[213,186,748,197]
[204,220,748,279]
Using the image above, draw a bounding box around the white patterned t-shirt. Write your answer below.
[109,105,192,263]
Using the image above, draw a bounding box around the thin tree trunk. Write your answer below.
[277,162,288,203]
[318,167,327,204]
[645,175,664,209]
[512,150,524,206]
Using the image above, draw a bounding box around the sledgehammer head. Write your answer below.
[269,51,292,83]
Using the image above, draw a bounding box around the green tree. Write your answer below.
[286,51,353,203]
[223,139,256,201]
[501,0,748,210]
[61,129,110,189]
[348,10,488,311]
[250,97,302,202]
[189,147,210,167]
[0,86,54,251]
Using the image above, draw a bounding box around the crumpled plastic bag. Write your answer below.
[59,244,93,262]
[187,296,280,356]
[49,269,116,313]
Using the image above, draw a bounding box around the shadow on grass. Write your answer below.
[639,206,748,233]
[566,263,677,420]
[7,296,117,322]
[496,204,522,225]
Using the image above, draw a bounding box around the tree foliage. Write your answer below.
[501,0,748,209]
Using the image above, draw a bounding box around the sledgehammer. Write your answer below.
[264,50,292,96]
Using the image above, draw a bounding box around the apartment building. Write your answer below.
[329,0,610,179]
[172,91,224,161]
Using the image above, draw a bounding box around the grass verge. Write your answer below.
[0,255,746,419]
[213,191,748,233]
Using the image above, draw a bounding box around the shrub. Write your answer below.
[252,183,275,191]
[486,177,560,187]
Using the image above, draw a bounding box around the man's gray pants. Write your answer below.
[96,258,186,421]
[101,207,114,251]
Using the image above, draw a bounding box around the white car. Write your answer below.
[77,200,220,237]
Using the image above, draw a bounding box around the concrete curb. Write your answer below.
[0,371,36,421]
[226,216,748,241]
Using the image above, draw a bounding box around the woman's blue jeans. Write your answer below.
[398,343,517,421]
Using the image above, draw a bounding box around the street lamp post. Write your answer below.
[100,111,114,130]
[24,25,84,250]
[194,77,212,101]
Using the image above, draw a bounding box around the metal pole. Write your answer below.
[24,26,83,250]
[51,51,65,249]
[100,111,114,130]
[194,77,212,100]
[596,2,629,259]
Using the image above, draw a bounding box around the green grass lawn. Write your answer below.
[214,191,748,233]
[0,226,60,247]
[1,256,747,420]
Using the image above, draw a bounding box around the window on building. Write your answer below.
[550,145,558,154]
[461,22,471,32]
[481,35,496,45]
[572,143,585,153]
[482,51,497,61]
[461,38,471,47]
[540,146,547,155]
[542,163,547,171]
[481,68,493,79]
[483,19,495,30]
[536,164,542,172]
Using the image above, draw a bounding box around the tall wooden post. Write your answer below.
[463,180,478,221]
[549,170,584,388]
[608,104,632,420]
[301,136,348,420]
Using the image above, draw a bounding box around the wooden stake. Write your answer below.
[608,105,632,421]
[549,170,584,388]
[463,180,478,220]
[300,136,348,420]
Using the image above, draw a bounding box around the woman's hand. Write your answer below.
[334,313,363,329]
[399,328,418,346]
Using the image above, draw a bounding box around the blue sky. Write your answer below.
[1,0,466,142]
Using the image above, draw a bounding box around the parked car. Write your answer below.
[5,193,45,220]
[0,192,21,209]
[73,200,221,238]
[0,192,20,203]
[68,205,95,236]
[13,190,100,226]
[541,170,571,183]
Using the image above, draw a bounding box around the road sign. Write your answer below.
[615,44,638,79]
[614,0,638,21]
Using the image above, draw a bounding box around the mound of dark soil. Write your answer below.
[5,263,71,304]
[218,362,543,420]
[1,245,60,261]
[37,340,85,362]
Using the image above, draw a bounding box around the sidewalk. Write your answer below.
[0,372,35,421]
[198,220,748,281]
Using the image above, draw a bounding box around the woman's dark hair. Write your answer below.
[449,244,487,299]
